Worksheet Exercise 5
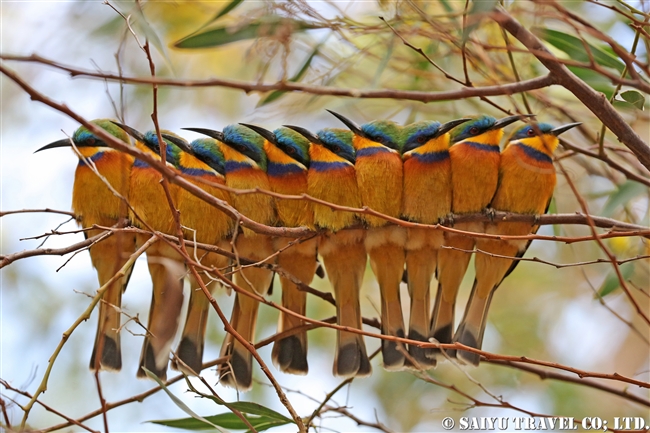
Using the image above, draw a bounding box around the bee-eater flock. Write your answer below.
[37,112,580,391]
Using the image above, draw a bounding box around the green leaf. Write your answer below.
[175,17,318,49]
[151,413,291,431]
[567,66,615,99]
[620,90,645,110]
[258,37,328,106]
[143,369,226,432]
[534,28,625,73]
[597,262,635,298]
[463,0,499,42]
[209,0,245,24]
[601,180,648,217]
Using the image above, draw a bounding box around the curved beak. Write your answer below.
[239,123,277,144]
[283,125,322,145]
[34,138,74,153]
[436,118,472,137]
[111,122,146,143]
[182,127,225,142]
[161,133,193,154]
[551,122,582,136]
[491,114,535,130]
[326,109,366,138]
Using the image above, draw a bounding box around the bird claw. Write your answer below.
[440,213,455,227]
[483,207,496,222]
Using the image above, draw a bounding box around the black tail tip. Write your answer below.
[273,335,309,375]
[219,350,253,390]
[172,338,203,375]
[89,336,122,371]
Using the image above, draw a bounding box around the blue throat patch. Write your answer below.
[516,143,553,164]
[356,147,391,158]
[267,162,305,177]
[310,160,350,172]
[410,150,449,164]
[463,141,500,153]
[78,151,106,167]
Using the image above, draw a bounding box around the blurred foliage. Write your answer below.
[1,1,649,432]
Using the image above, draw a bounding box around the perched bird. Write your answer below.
[285,125,371,378]
[240,124,317,375]
[430,115,526,362]
[454,122,579,365]
[36,119,136,372]
[326,111,407,370]
[184,125,276,391]
[162,134,235,375]
[113,124,187,380]
[399,118,471,368]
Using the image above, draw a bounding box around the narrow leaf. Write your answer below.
[463,0,499,42]
[210,0,245,23]
[143,369,226,432]
[258,37,327,106]
[601,180,647,217]
[151,413,291,431]
[175,17,317,49]
[597,262,635,298]
[620,90,645,110]
[535,28,625,73]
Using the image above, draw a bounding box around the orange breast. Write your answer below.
[355,152,403,227]
[450,143,500,213]
[402,158,452,224]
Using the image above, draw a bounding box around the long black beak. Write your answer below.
[34,138,74,153]
[283,125,322,145]
[161,133,193,154]
[326,110,366,138]
[551,122,582,136]
[491,114,535,130]
[111,122,146,143]
[239,123,277,144]
[182,127,224,142]
[436,118,472,137]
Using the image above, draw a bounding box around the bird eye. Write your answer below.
[417,135,427,144]
[86,138,96,145]
[469,126,479,135]
[286,147,295,154]
[527,128,535,136]
[332,145,341,153]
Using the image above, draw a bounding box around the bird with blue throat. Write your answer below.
[239,123,318,375]
[285,124,371,378]
[161,132,235,375]
[36,119,137,373]
[454,121,580,365]
[399,117,471,368]
[326,110,408,370]
[430,114,528,363]
[112,123,188,380]
[184,124,276,391]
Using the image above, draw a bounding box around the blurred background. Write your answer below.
[1,1,649,432]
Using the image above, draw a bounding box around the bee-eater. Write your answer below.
[326,111,408,370]
[184,125,276,391]
[113,124,187,380]
[36,119,136,372]
[399,118,472,368]
[285,125,371,378]
[162,134,235,375]
[239,124,317,375]
[430,115,526,362]
[454,122,580,365]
